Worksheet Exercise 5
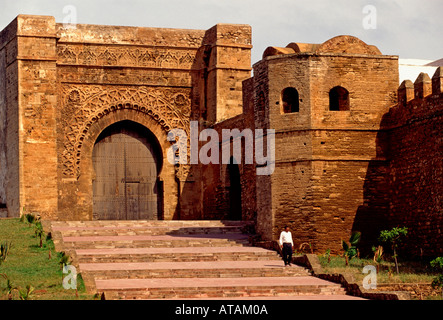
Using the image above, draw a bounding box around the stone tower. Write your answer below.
[249,36,399,253]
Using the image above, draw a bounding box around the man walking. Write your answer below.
[279,226,294,266]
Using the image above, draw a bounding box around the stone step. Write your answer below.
[75,247,279,263]
[48,219,359,300]
[54,226,246,237]
[61,234,251,249]
[79,260,309,279]
[51,220,253,228]
[167,295,365,300]
[97,277,346,300]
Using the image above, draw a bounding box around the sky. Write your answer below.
[1,0,442,64]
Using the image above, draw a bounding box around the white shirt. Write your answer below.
[279,231,293,246]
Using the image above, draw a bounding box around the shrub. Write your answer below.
[34,222,46,248]
[379,227,408,274]
[24,213,38,226]
[342,231,361,266]
[430,257,443,295]
[372,245,383,273]
[0,273,15,300]
[18,284,35,300]
[0,241,12,265]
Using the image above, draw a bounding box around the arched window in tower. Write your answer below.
[329,86,350,111]
[281,87,299,113]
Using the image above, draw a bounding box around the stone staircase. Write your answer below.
[49,220,363,300]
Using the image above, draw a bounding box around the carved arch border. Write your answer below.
[77,108,180,220]
[61,87,191,179]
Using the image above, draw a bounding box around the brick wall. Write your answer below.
[1,15,441,258]
[0,17,21,217]
[383,68,443,257]
[0,33,7,206]
[249,37,399,254]
[18,16,59,219]
[0,15,252,220]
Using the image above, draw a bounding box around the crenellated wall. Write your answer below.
[382,67,443,257]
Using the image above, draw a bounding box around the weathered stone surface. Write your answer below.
[382,67,443,257]
[245,37,399,255]
[0,16,441,258]
[0,15,252,221]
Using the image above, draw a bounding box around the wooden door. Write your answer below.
[92,122,159,220]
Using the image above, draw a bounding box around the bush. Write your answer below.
[430,257,443,292]
[0,241,12,265]
[342,231,361,266]
[379,227,408,274]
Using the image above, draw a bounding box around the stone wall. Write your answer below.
[0,28,8,207]
[0,15,441,259]
[202,114,257,222]
[0,15,252,220]
[55,21,251,221]
[247,37,400,255]
[249,40,441,257]
[19,16,59,219]
[0,16,31,217]
[383,68,443,257]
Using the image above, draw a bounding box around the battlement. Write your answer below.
[383,67,443,129]
[387,66,442,258]
[398,67,442,106]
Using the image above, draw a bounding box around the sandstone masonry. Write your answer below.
[0,15,441,257]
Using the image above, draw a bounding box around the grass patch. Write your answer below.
[319,255,437,283]
[0,218,96,300]
[318,254,443,300]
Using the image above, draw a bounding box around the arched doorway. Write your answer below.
[227,157,242,220]
[92,120,163,220]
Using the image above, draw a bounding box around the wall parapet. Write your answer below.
[384,67,443,129]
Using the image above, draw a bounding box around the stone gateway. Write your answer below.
[0,15,441,257]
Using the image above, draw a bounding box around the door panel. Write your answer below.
[126,182,140,220]
[93,132,126,220]
[92,122,159,220]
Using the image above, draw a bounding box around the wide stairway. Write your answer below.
[49,220,363,300]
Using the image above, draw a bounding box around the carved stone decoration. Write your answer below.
[57,44,198,69]
[60,85,192,178]
[175,164,193,182]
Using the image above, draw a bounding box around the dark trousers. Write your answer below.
[282,243,293,265]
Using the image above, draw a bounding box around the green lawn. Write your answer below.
[318,255,438,284]
[0,218,96,300]
[317,254,442,300]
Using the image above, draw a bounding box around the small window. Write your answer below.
[329,86,350,111]
[281,87,299,113]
